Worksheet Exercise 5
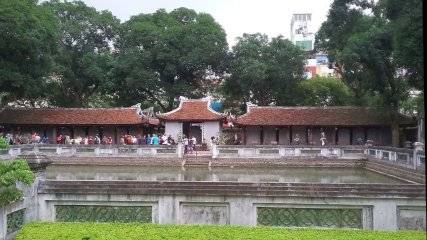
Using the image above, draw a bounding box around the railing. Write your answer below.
[367,145,425,171]
[212,145,367,159]
[0,144,184,159]
[212,144,425,171]
[0,195,26,239]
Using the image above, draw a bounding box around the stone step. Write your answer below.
[39,181,425,198]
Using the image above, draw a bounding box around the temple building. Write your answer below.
[0,104,159,144]
[0,98,417,147]
[233,104,416,147]
[156,97,227,145]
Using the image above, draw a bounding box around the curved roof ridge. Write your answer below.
[249,105,381,110]
[2,106,138,110]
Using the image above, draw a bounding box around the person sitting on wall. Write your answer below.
[168,136,176,145]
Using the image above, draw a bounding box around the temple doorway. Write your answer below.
[183,122,202,144]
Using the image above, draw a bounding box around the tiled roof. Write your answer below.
[156,98,226,121]
[234,106,415,126]
[0,107,147,125]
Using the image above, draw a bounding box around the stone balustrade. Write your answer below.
[0,144,184,159]
[212,145,367,159]
[1,143,425,172]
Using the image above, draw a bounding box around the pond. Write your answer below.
[44,165,409,184]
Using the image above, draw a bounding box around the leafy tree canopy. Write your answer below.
[0,0,58,107]
[221,33,305,111]
[381,0,423,90]
[42,0,120,107]
[296,77,352,106]
[109,8,228,111]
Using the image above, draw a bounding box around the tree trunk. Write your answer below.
[391,121,400,148]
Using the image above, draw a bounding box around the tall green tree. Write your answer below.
[381,0,423,90]
[0,0,58,107]
[297,77,352,106]
[221,33,305,108]
[42,0,120,107]
[110,8,228,111]
[315,0,374,102]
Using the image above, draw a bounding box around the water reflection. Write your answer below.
[44,165,408,184]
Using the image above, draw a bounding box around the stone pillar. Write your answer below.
[212,143,218,158]
[372,201,397,231]
[413,142,425,170]
[19,153,53,223]
[177,142,184,158]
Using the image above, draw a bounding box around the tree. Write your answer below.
[315,0,375,103]
[0,0,58,107]
[315,0,413,146]
[42,0,120,107]
[381,0,423,90]
[0,159,35,206]
[297,77,352,106]
[221,33,305,108]
[110,8,228,111]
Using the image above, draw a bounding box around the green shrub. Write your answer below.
[0,160,35,206]
[17,222,426,240]
[0,136,10,149]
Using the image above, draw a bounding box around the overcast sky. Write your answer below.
[79,0,334,47]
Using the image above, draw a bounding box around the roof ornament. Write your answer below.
[246,102,256,113]
[179,96,188,102]
[132,103,143,118]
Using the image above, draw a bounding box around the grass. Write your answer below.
[16,222,426,240]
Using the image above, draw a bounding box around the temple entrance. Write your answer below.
[183,122,202,145]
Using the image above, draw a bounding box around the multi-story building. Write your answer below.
[290,13,315,51]
[291,13,338,79]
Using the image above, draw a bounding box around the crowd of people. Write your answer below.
[2,132,177,146]
[3,133,49,145]
[126,134,176,145]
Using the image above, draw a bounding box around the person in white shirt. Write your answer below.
[183,135,189,154]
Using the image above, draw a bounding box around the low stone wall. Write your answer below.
[37,180,426,231]
[366,159,425,184]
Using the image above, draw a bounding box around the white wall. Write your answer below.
[203,121,221,147]
[165,122,182,140]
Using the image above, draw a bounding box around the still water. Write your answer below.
[44,165,408,184]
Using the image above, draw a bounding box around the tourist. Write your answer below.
[88,135,94,144]
[210,136,216,148]
[107,136,113,145]
[234,133,240,145]
[161,134,168,145]
[120,136,125,145]
[56,135,62,144]
[183,135,189,154]
[41,135,49,144]
[294,134,300,145]
[320,131,326,146]
[168,136,176,145]
[152,134,160,145]
[93,135,100,144]
[146,134,151,145]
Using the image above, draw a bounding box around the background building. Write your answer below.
[290,13,314,51]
